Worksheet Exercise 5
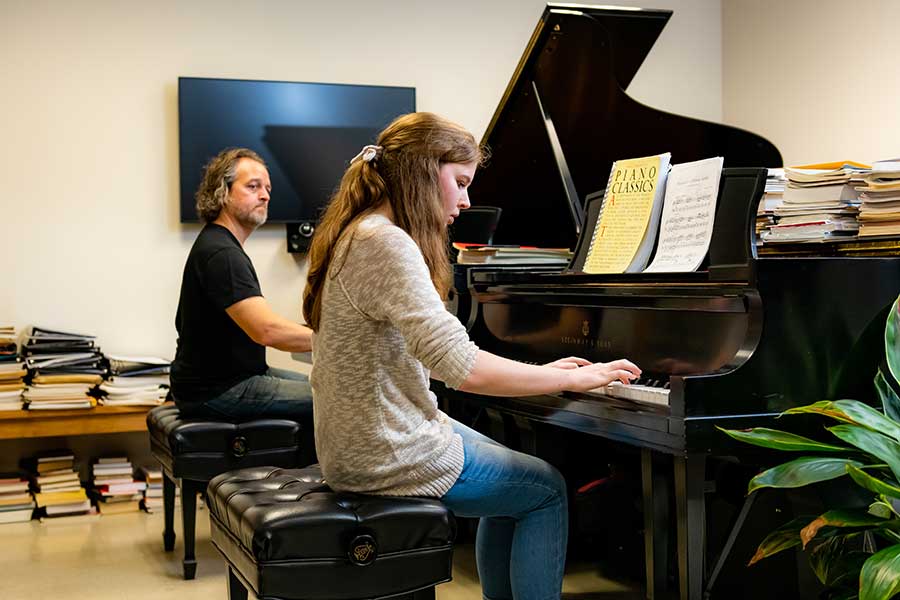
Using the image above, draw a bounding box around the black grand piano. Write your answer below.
[437,5,900,600]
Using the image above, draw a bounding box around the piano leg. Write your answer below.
[641,449,669,600]
[675,455,706,600]
[705,492,756,596]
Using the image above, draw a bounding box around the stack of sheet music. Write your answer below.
[97,355,170,406]
[756,169,786,244]
[454,243,573,265]
[22,327,104,410]
[762,161,868,243]
[0,326,25,411]
[857,160,900,237]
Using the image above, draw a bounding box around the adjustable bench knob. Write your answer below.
[230,436,248,458]
[348,534,377,566]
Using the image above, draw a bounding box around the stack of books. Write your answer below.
[26,451,94,521]
[90,457,144,515]
[454,243,573,265]
[97,355,170,407]
[0,326,25,411]
[0,474,35,524]
[857,160,900,237]
[0,326,17,362]
[139,465,165,513]
[762,161,869,243]
[22,327,105,410]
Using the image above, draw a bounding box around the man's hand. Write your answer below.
[226,296,313,353]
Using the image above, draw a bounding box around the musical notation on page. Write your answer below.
[644,156,723,273]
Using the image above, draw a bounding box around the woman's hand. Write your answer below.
[562,358,641,392]
[544,356,591,370]
[459,350,641,398]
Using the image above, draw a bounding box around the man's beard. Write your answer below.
[236,205,267,229]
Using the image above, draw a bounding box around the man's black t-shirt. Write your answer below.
[171,224,267,404]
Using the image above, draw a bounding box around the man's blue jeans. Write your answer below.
[441,420,568,600]
[195,367,313,423]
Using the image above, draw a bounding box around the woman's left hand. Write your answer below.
[543,356,591,370]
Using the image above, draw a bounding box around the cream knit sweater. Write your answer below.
[310,214,478,496]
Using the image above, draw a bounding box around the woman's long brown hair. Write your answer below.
[303,112,485,331]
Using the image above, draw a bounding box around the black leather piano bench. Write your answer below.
[207,465,456,600]
[146,404,310,580]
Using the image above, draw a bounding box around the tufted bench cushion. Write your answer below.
[207,465,456,600]
[146,403,309,580]
[147,404,303,481]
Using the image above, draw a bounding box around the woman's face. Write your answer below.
[438,161,477,225]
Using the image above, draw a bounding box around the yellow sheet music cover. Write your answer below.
[583,153,671,274]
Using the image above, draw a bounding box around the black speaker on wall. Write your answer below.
[286,221,316,253]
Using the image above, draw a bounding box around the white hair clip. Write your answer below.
[351,144,382,164]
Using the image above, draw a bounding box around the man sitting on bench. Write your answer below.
[171,147,313,425]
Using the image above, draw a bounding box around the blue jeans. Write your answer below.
[195,367,313,423]
[441,420,568,600]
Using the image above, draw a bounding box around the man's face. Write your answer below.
[226,158,271,229]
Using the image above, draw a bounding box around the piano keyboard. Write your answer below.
[587,378,670,407]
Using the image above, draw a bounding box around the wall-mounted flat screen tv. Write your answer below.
[178,77,416,223]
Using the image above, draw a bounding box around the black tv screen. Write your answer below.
[178,77,416,223]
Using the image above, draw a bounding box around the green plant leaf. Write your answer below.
[869,501,895,519]
[748,516,816,565]
[809,536,870,588]
[809,535,848,586]
[875,368,900,423]
[719,426,851,452]
[828,425,900,483]
[785,400,900,444]
[800,510,892,548]
[859,544,900,600]
[847,464,900,500]
[784,401,858,424]
[748,457,863,494]
[885,296,900,389]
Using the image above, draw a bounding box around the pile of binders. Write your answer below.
[22,327,104,410]
[97,355,170,407]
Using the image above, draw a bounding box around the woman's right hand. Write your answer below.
[562,358,641,392]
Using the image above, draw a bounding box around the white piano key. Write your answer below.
[586,381,670,407]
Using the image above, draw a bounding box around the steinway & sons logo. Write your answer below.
[560,320,612,350]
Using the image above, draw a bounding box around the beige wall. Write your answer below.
[723,0,900,166]
[1,0,721,368]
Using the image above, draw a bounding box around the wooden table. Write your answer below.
[0,405,153,440]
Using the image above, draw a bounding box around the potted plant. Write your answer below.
[721,296,900,600]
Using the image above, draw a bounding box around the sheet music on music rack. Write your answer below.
[643,157,723,273]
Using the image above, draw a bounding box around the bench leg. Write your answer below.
[228,566,249,600]
[181,479,203,580]
[162,471,176,552]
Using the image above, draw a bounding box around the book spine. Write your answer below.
[586,160,619,257]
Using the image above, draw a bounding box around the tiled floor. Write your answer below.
[0,508,642,599]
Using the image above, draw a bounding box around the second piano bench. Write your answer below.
[146,404,311,580]
[207,465,456,600]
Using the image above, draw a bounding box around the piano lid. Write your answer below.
[468,3,782,250]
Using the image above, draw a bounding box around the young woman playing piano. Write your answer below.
[302,112,641,600]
